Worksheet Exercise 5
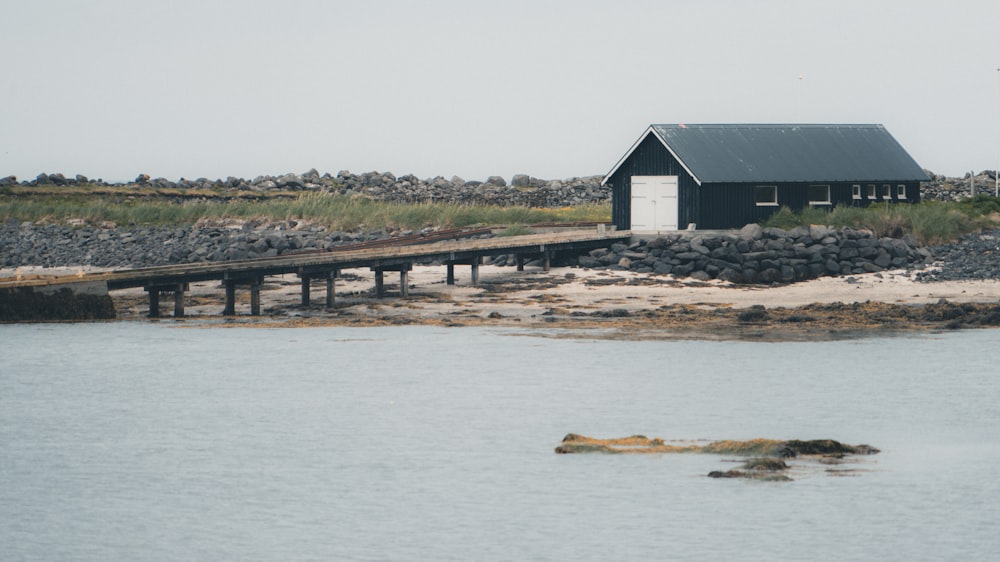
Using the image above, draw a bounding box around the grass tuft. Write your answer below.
[760,200,998,244]
[0,191,611,231]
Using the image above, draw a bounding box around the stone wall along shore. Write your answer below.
[2,220,938,286]
[0,220,466,269]
[575,223,933,284]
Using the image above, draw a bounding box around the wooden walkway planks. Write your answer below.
[1,229,630,317]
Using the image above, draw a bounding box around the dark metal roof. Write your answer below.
[618,124,929,184]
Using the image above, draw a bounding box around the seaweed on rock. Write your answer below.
[555,434,879,482]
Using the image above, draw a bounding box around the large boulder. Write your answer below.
[276,173,304,189]
[738,223,763,241]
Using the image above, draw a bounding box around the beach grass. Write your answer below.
[5,184,996,244]
[760,200,998,244]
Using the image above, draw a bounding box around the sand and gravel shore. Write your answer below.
[20,263,991,340]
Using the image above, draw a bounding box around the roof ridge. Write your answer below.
[652,123,883,129]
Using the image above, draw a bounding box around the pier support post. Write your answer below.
[326,271,336,309]
[543,250,551,273]
[400,269,409,297]
[516,256,524,272]
[173,285,185,318]
[250,278,262,316]
[471,257,480,286]
[301,276,311,307]
[374,270,384,298]
[446,263,455,285]
[223,281,236,316]
[147,289,160,318]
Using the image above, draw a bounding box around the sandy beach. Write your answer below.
[17,263,989,339]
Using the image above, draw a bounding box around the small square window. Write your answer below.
[896,184,907,199]
[808,185,831,205]
[755,185,778,206]
[867,184,877,199]
[852,184,862,199]
[882,184,892,200]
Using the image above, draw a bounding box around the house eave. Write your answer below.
[601,126,703,187]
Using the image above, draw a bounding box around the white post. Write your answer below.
[971,170,975,197]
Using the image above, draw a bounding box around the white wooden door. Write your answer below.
[630,175,678,232]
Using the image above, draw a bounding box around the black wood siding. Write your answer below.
[695,181,923,229]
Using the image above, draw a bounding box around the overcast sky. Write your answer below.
[2,0,999,183]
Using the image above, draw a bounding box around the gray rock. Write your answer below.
[809,224,831,240]
[276,173,304,189]
[738,223,762,240]
[873,249,892,268]
[653,261,673,274]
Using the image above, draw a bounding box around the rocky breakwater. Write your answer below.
[3,169,610,208]
[0,221,424,269]
[578,223,931,284]
[915,229,1000,282]
[3,219,933,285]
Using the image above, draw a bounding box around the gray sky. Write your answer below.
[2,0,999,183]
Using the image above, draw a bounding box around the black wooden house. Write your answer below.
[601,124,929,231]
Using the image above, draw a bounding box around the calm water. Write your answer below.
[2,323,999,561]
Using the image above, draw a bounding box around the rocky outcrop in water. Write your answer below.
[555,434,879,482]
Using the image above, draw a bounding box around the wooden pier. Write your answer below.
[1,229,629,318]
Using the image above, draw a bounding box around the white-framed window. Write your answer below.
[867,184,877,199]
[754,185,778,206]
[896,184,907,199]
[852,184,862,199]
[882,184,892,200]
[808,184,831,205]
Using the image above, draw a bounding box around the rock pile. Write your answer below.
[2,220,939,285]
[0,221,404,269]
[915,229,1000,282]
[6,167,1000,204]
[2,220,934,285]
[922,170,999,201]
[575,224,932,284]
[3,169,609,208]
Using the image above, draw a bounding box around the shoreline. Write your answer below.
[11,264,997,340]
